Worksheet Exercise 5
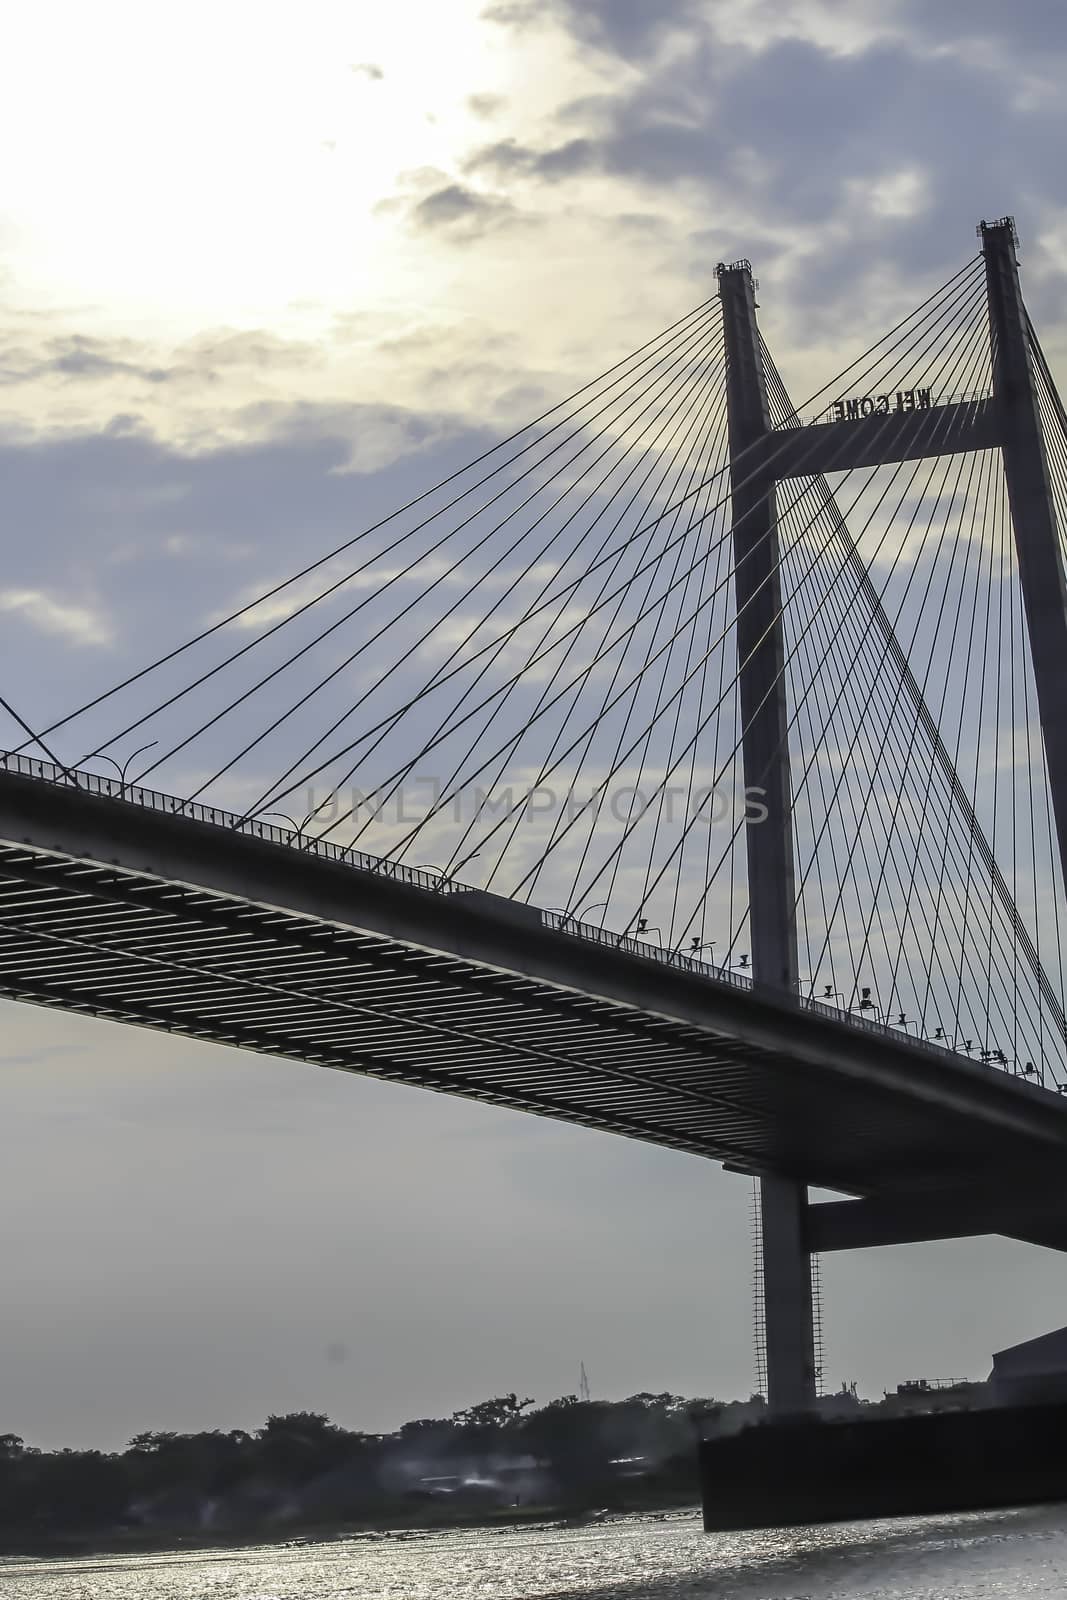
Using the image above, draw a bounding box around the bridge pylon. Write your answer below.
[719,221,1067,1413]
[718,258,817,1417]
[981,218,1067,894]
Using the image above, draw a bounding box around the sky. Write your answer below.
[3,0,1067,1451]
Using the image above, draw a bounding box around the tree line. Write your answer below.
[0,1390,766,1547]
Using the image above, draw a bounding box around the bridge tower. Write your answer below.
[719,220,1067,1418]
[981,219,1067,891]
[718,258,817,1417]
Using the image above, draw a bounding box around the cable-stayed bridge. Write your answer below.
[3,217,1067,1417]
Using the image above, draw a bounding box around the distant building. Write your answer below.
[990,1326,1067,1406]
[817,1382,865,1420]
[881,1378,988,1415]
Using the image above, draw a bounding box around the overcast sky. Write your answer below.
[3,0,1067,1453]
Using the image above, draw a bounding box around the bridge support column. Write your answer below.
[718,259,816,1417]
[759,1174,816,1414]
[982,218,1067,892]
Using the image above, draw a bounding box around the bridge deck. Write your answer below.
[1,759,1065,1200]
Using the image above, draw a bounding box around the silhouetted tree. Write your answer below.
[256,1413,352,1484]
[30,1449,129,1529]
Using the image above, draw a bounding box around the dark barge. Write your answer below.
[700,1400,1067,1529]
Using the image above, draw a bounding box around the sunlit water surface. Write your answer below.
[5,1504,1067,1599]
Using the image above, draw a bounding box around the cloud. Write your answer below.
[0,316,546,467]
[0,587,111,646]
[490,0,1065,67]
[467,92,506,119]
[467,0,1067,358]
[0,403,526,778]
[182,330,318,372]
[895,0,1067,68]
[410,183,519,237]
[859,168,931,222]
[0,324,336,452]
[217,398,461,475]
[349,61,384,80]
[464,136,597,185]
[484,0,706,58]
[374,163,525,242]
[227,553,469,632]
[0,334,207,390]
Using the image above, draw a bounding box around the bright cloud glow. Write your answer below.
[0,587,112,646]
[0,1,504,331]
[0,1,701,446]
[866,167,930,220]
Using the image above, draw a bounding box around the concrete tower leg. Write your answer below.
[718,259,816,1417]
[759,1175,816,1414]
[981,219,1067,894]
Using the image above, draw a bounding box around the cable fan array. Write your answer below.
[5,254,1067,1086]
[765,347,1066,1084]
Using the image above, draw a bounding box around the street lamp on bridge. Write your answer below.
[93,740,159,798]
[262,809,319,847]
[850,986,883,1021]
[547,899,609,929]
[415,853,480,890]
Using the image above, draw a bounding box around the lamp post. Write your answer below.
[414,852,480,890]
[261,809,318,846]
[849,985,883,1022]
[94,740,159,798]
[554,899,609,929]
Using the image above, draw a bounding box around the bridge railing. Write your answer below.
[541,908,755,994]
[0,749,452,895]
[0,748,1016,1076]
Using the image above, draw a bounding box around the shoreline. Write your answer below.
[0,1494,701,1563]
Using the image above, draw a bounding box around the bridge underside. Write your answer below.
[2,768,1066,1233]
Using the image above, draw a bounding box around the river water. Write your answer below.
[4,1504,1067,1599]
